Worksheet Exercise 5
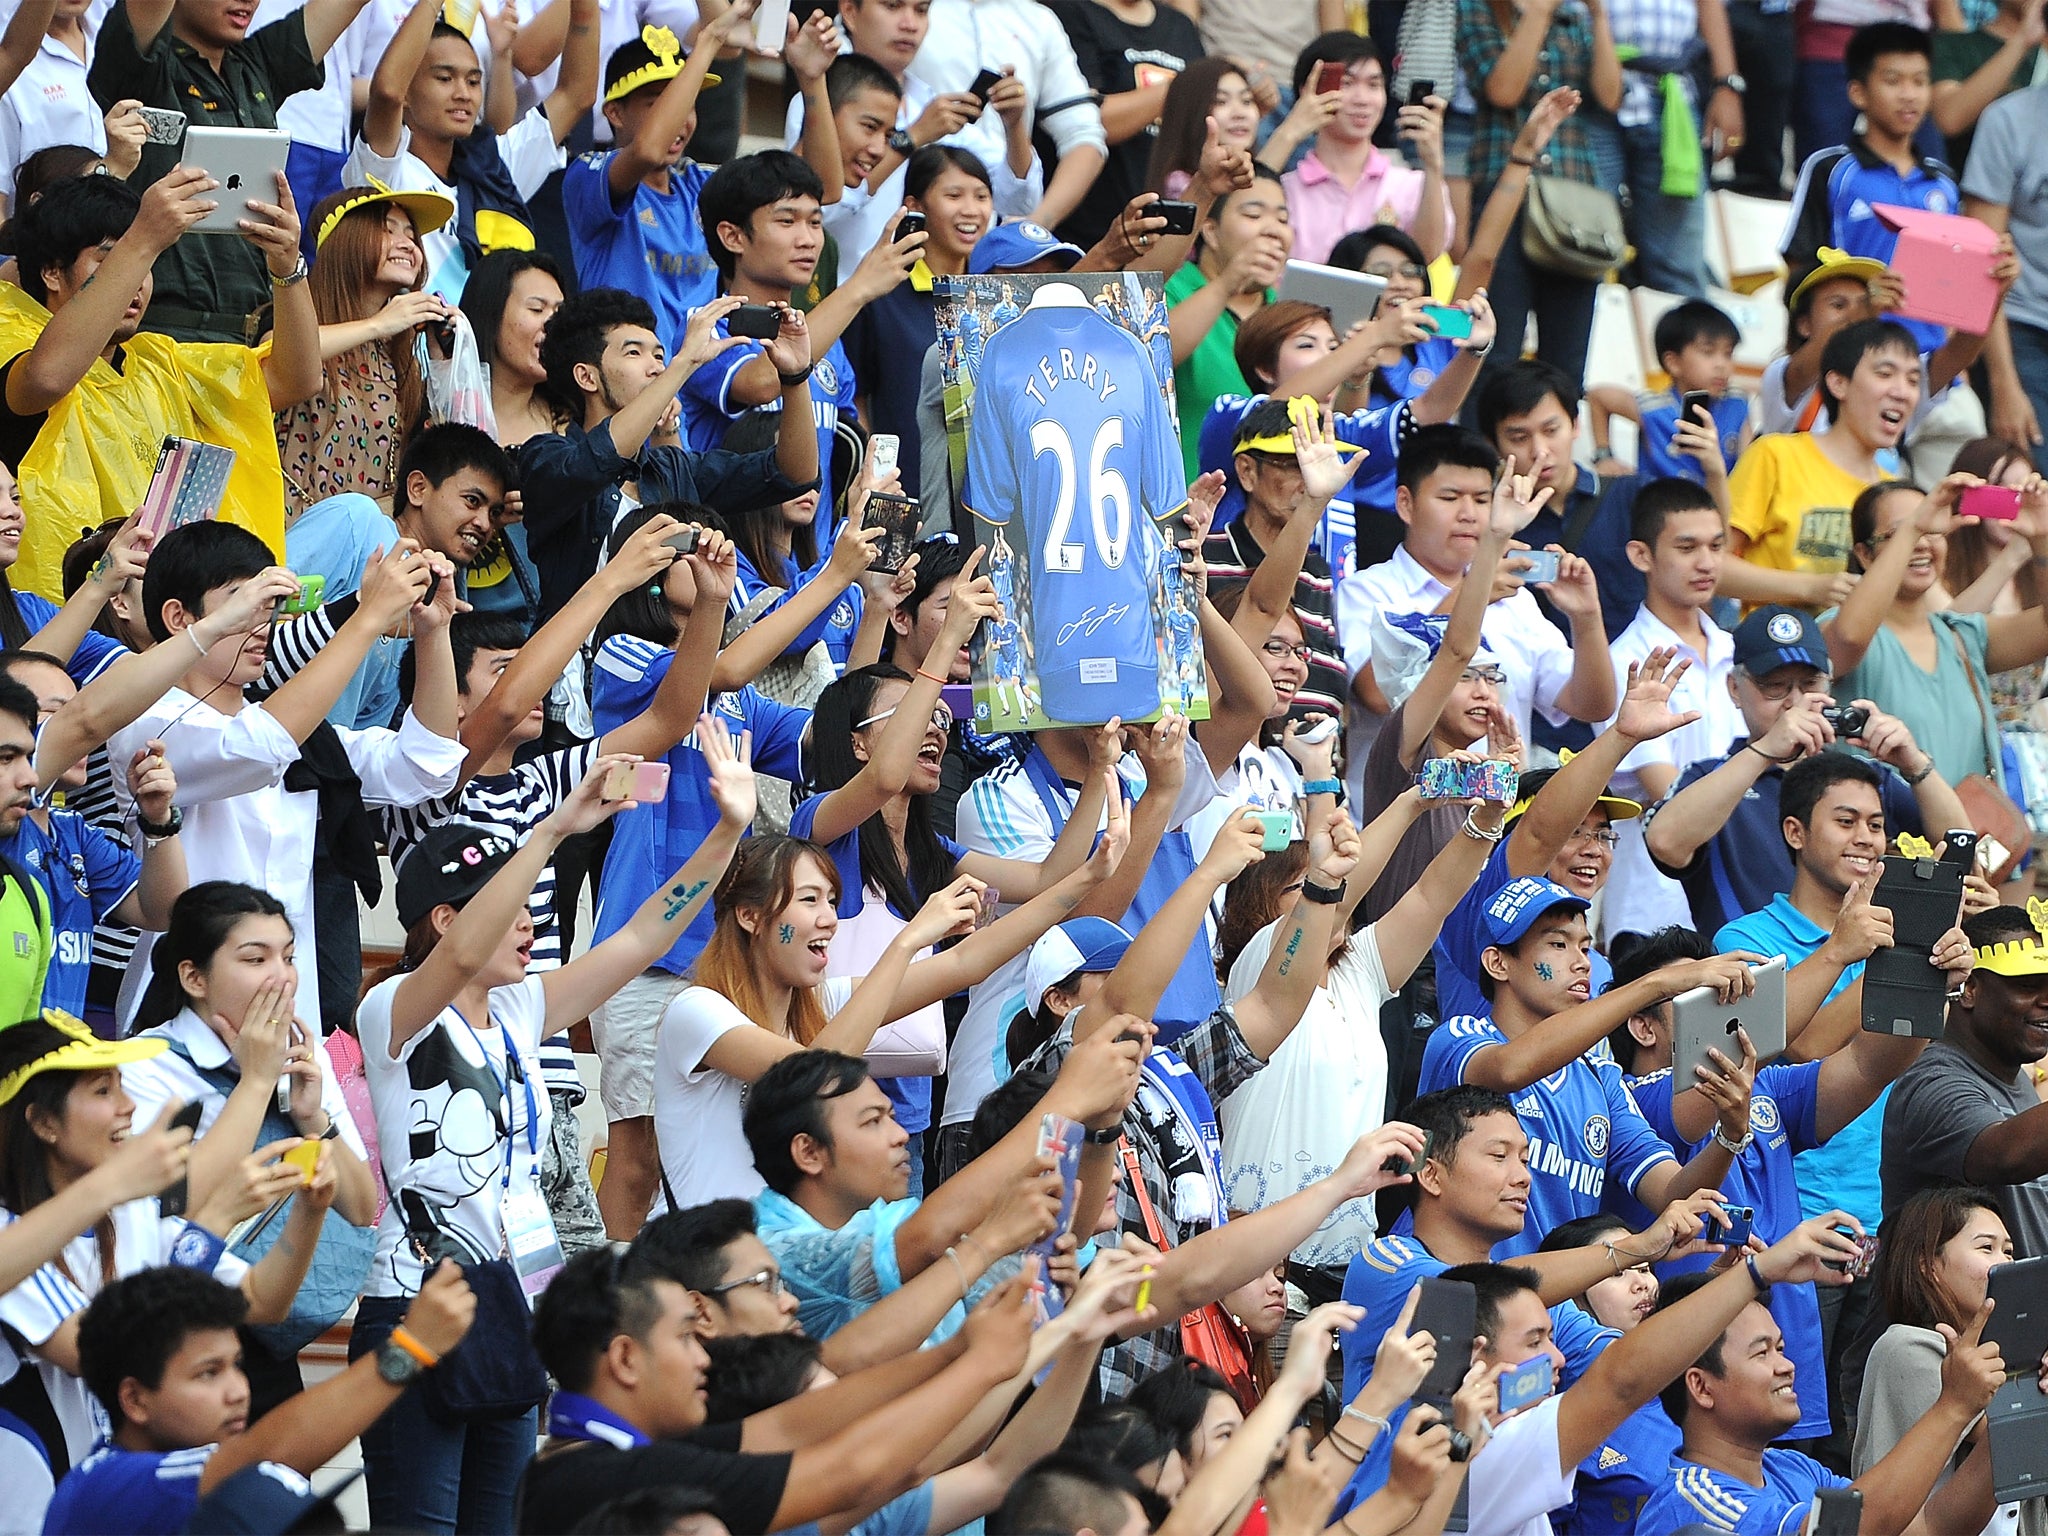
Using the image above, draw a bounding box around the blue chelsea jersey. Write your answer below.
[679,326,858,518]
[962,299,1189,725]
[1553,1314,1683,1536]
[1635,390,1748,484]
[1637,1449,1848,1536]
[1417,1018,1678,1255]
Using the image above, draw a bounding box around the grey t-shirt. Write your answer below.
[1882,1038,2048,1257]
[1962,89,2048,335]
[1354,698,1463,926]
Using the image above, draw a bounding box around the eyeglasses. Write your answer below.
[1461,664,1507,687]
[708,1267,786,1299]
[854,702,955,733]
[1565,827,1620,850]
[1743,670,1829,702]
[1364,261,1427,282]
[1260,639,1312,661]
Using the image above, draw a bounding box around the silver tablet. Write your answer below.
[1277,260,1389,340]
[180,127,291,234]
[1670,954,1788,1089]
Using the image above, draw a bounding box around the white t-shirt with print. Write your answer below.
[0,1200,248,1506]
[356,974,553,1298]
[1218,916,1391,1266]
[653,978,855,1210]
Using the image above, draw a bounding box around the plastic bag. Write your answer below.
[424,309,495,433]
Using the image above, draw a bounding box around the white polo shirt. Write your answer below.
[0,29,103,204]
[1598,602,1740,943]
[1468,1393,1578,1536]
[1336,543,1580,755]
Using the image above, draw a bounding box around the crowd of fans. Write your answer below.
[0,0,2045,1531]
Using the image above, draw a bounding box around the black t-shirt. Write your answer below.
[515,1429,792,1535]
[1044,0,1204,251]
[843,280,937,484]
[0,355,53,473]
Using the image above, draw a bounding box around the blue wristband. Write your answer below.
[1303,778,1343,798]
[1744,1254,1766,1293]
[168,1221,228,1272]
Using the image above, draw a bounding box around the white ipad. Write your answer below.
[180,127,291,234]
[1670,954,1788,1089]
[1277,260,1389,340]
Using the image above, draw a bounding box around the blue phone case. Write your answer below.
[1498,1353,1554,1414]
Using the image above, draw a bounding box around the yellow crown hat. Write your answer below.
[0,1011,166,1107]
[604,24,719,104]
[315,176,456,251]
[1233,395,1326,455]
[1971,896,2048,977]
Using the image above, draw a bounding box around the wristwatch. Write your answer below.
[271,254,309,290]
[1714,73,1747,94]
[1084,1124,1123,1146]
[887,127,915,156]
[137,806,183,846]
[375,1337,427,1387]
[1301,878,1346,905]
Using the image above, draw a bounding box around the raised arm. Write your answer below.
[26,520,150,668]
[1823,476,1974,676]
[608,0,748,198]
[0,0,57,99]
[1092,805,1264,1026]
[1375,788,1510,984]
[1226,811,1359,1059]
[363,0,441,157]
[541,0,601,144]
[302,0,376,60]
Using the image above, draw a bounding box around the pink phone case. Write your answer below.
[604,761,671,802]
[1961,484,2022,521]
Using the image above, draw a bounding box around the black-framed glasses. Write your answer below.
[708,1267,786,1299]
[1462,664,1507,687]
[1260,638,1312,661]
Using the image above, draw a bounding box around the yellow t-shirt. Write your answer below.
[1726,433,1888,588]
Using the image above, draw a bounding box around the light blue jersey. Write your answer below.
[1637,1448,1847,1535]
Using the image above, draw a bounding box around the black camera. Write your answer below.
[1820,703,1870,737]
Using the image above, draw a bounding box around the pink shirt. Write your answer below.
[1282,146,1453,266]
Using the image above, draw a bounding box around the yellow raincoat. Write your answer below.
[0,284,284,600]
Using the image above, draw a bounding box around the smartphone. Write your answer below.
[1254,809,1293,851]
[1316,60,1347,95]
[1407,79,1436,106]
[896,211,926,242]
[157,1100,207,1218]
[1153,199,1198,237]
[1829,1229,1881,1279]
[1409,1277,1479,1402]
[1960,483,2023,522]
[1418,757,1519,804]
[1518,548,1562,584]
[969,67,1005,102]
[728,304,782,340]
[1294,715,1340,746]
[664,526,702,556]
[1420,302,1473,339]
[1681,390,1715,425]
[868,433,900,480]
[603,761,672,803]
[1384,1128,1433,1178]
[1942,828,1980,870]
[136,106,187,145]
[1497,1353,1554,1414]
[1806,1488,1863,1536]
[863,492,921,573]
[278,574,324,615]
[977,885,1001,929]
[1717,1204,1755,1248]
[751,0,791,52]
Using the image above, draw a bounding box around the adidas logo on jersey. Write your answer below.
[1597,1446,1629,1471]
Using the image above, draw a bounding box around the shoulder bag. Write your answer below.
[1118,1139,1259,1410]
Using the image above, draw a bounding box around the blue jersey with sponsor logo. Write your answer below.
[1553,1306,1684,1535]
[1635,389,1748,484]
[0,811,138,1019]
[680,327,858,518]
[962,299,1188,725]
[1417,1017,1679,1255]
[562,155,718,362]
[1638,1449,1847,1536]
[1335,1234,1613,1514]
[730,542,863,671]
[1196,394,1411,583]
[1618,1061,1832,1441]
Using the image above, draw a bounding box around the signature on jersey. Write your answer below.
[1056,604,1132,646]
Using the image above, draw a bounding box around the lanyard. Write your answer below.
[546,1390,650,1449]
[459,1009,538,1192]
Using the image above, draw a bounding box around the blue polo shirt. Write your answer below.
[1715,896,1883,1228]
[562,155,719,362]
[1648,742,1926,939]
[589,636,810,975]
[1619,1061,1832,1441]
[1786,136,1959,353]
[1417,1015,1678,1254]
[1433,841,1614,1026]
[1197,395,1413,582]
[0,810,138,1019]
[679,325,858,519]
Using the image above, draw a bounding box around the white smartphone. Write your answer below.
[753,0,792,53]
[869,433,900,479]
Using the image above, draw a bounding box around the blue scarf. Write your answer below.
[545,1391,650,1449]
[447,125,536,264]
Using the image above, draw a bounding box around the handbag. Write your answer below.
[1118,1140,1259,1410]
[164,1041,376,1356]
[417,1255,552,1423]
[1521,169,1627,281]
[1945,623,2034,882]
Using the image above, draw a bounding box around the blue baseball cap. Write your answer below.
[1482,877,1591,947]
[1731,605,1830,678]
[969,220,1084,275]
[1023,916,1133,1013]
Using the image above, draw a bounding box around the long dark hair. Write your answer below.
[1147,58,1246,193]
[808,664,956,922]
[1875,1186,2008,1332]
[0,1018,116,1283]
[592,501,724,654]
[461,248,572,421]
[133,882,292,1033]
[717,412,818,578]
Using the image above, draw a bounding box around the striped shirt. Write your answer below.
[1202,519,1347,716]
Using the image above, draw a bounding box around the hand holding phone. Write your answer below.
[603,761,672,803]
[1153,199,1198,236]
[728,304,782,340]
[1682,390,1714,425]
[1315,60,1347,95]
[1408,79,1436,106]
[157,1101,207,1218]
[1517,548,1562,584]
[1960,483,2023,521]
[970,67,1004,102]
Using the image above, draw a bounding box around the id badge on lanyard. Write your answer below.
[462,1015,564,1307]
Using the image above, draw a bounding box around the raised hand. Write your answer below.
[226,979,294,1083]
[1822,868,1893,968]
[1278,1302,1364,1402]
[762,304,814,377]
[1053,1016,1150,1129]
[1489,454,1554,538]
[1261,1428,1346,1536]
[193,1138,311,1235]
[1199,805,1268,882]
[128,742,177,828]
[1291,400,1369,503]
[96,1100,195,1206]
[1334,1121,1428,1200]
[1366,1284,1440,1405]
[1755,1211,1865,1286]
[783,8,839,83]
[960,1269,1037,1381]
[1692,1025,1758,1147]
[1082,781,1131,884]
[700,715,756,830]
[137,166,220,255]
[1064,1247,1151,1341]
[1611,647,1702,744]
[81,517,153,603]
[1661,953,1757,1006]
[237,171,304,280]
[1387,1404,1456,1505]
[1195,113,1255,200]
[1130,710,1189,797]
[1542,549,1603,620]
[548,753,649,839]
[1513,87,1581,162]
[908,873,988,946]
[1936,1297,2007,1417]
[1310,806,1362,884]
[357,542,435,631]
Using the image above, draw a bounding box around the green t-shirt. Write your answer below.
[1829,607,2005,790]
[1164,263,1273,481]
[0,860,52,1026]
[1930,28,2047,169]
